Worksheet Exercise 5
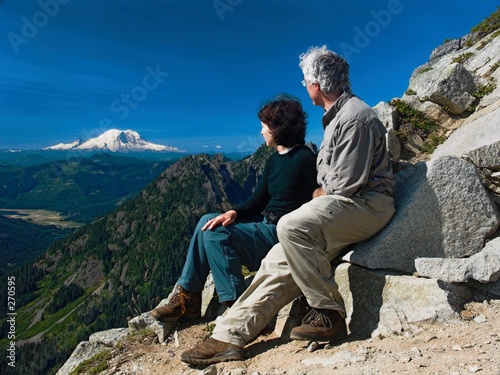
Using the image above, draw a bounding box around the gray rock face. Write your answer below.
[429,38,463,62]
[344,156,499,274]
[373,101,401,160]
[410,63,476,115]
[465,141,500,169]
[56,328,128,375]
[415,237,500,283]
[432,104,500,160]
[335,263,472,338]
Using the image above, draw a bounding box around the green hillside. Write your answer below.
[0,146,274,374]
[0,153,174,223]
[0,216,74,276]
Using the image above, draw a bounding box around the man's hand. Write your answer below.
[202,210,237,231]
[313,187,326,198]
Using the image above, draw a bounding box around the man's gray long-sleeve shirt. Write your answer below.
[317,90,394,198]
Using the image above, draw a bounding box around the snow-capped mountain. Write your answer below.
[44,129,185,152]
[45,138,85,150]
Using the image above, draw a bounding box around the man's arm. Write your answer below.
[322,120,375,197]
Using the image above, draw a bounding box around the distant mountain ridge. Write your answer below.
[0,152,174,223]
[44,129,186,153]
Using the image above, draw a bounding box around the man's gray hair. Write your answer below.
[299,46,350,95]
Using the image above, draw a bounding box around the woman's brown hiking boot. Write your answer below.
[150,286,201,323]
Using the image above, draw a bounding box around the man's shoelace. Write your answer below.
[302,308,333,329]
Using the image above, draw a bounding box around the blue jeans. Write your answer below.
[177,213,278,303]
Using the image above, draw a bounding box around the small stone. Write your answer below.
[469,365,482,373]
[351,355,367,363]
[229,368,246,375]
[461,310,475,320]
[452,344,463,351]
[411,347,421,354]
[201,365,217,375]
[399,354,412,363]
[474,315,488,323]
[307,341,320,352]
[425,335,437,342]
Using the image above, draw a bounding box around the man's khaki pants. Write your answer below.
[212,190,395,347]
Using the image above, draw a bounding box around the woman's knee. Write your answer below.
[200,213,219,222]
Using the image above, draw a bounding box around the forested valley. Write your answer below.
[0,146,274,374]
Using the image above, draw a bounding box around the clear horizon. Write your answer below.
[1,0,498,153]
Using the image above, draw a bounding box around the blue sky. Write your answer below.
[1,0,498,153]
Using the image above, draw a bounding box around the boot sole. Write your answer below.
[290,329,347,342]
[152,312,200,323]
[181,348,244,365]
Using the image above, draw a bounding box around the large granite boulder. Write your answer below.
[415,237,500,283]
[344,156,499,274]
[432,103,500,161]
[407,63,476,115]
[334,263,472,338]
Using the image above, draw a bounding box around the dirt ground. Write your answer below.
[80,299,500,375]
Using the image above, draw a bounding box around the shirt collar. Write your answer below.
[278,145,298,155]
[321,89,354,129]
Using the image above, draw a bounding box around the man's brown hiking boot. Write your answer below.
[290,308,347,342]
[150,286,201,323]
[181,338,244,365]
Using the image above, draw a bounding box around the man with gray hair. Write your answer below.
[181,46,395,365]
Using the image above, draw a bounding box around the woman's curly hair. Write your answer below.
[257,96,307,148]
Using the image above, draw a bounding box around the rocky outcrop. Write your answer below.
[335,263,474,338]
[415,237,500,283]
[128,275,219,344]
[431,103,500,160]
[344,155,499,274]
[56,328,128,375]
[409,62,477,115]
[337,28,500,339]
[404,31,500,116]
[373,101,401,160]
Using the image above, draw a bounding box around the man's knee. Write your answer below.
[276,211,302,240]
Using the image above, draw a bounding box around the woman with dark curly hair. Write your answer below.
[151,96,318,324]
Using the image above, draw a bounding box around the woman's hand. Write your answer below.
[201,210,238,231]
